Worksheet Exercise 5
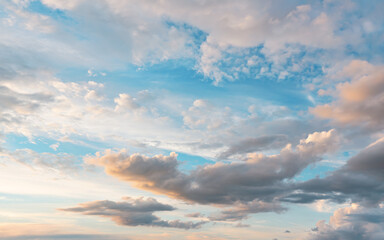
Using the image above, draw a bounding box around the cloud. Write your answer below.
[186,212,204,218]
[86,130,339,214]
[0,223,128,240]
[3,0,384,86]
[312,60,384,129]
[0,85,54,139]
[114,94,141,112]
[209,200,286,221]
[49,142,60,151]
[306,204,384,240]
[40,0,195,66]
[289,136,384,206]
[217,134,288,159]
[60,197,204,229]
[0,85,53,114]
[0,147,80,173]
[182,99,232,130]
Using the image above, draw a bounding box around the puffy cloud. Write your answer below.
[60,197,204,229]
[114,93,141,112]
[312,60,384,129]
[306,204,384,240]
[86,130,338,212]
[3,0,384,86]
[84,90,104,102]
[182,99,232,130]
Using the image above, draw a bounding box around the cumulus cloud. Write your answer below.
[306,204,384,240]
[86,130,339,215]
[3,0,384,86]
[114,93,141,112]
[312,60,384,129]
[182,99,232,130]
[60,197,204,229]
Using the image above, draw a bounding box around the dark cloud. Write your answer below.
[86,130,338,218]
[217,134,288,159]
[293,138,384,206]
[60,197,204,229]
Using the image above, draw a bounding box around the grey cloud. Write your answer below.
[0,42,53,82]
[209,200,286,221]
[280,192,345,204]
[1,148,80,173]
[234,222,250,228]
[0,86,54,137]
[306,205,384,240]
[348,213,384,224]
[0,86,53,113]
[86,130,338,213]
[186,212,204,218]
[294,138,384,206]
[217,134,288,159]
[60,197,204,229]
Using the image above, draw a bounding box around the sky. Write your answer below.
[0,0,383,239]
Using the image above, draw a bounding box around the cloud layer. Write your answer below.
[60,197,204,229]
[86,130,339,220]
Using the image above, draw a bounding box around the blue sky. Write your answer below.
[0,0,383,239]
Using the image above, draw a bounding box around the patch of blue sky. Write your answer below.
[3,133,107,157]
[26,0,88,43]
[164,18,208,50]
[249,202,332,232]
[0,193,95,224]
[163,151,214,173]
[295,164,335,182]
[0,192,82,206]
[345,36,384,63]
[0,6,9,18]
[56,67,102,84]
[228,80,313,111]
[55,47,315,123]
[219,44,326,83]
[79,60,220,100]
[295,151,351,182]
[27,0,75,24]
